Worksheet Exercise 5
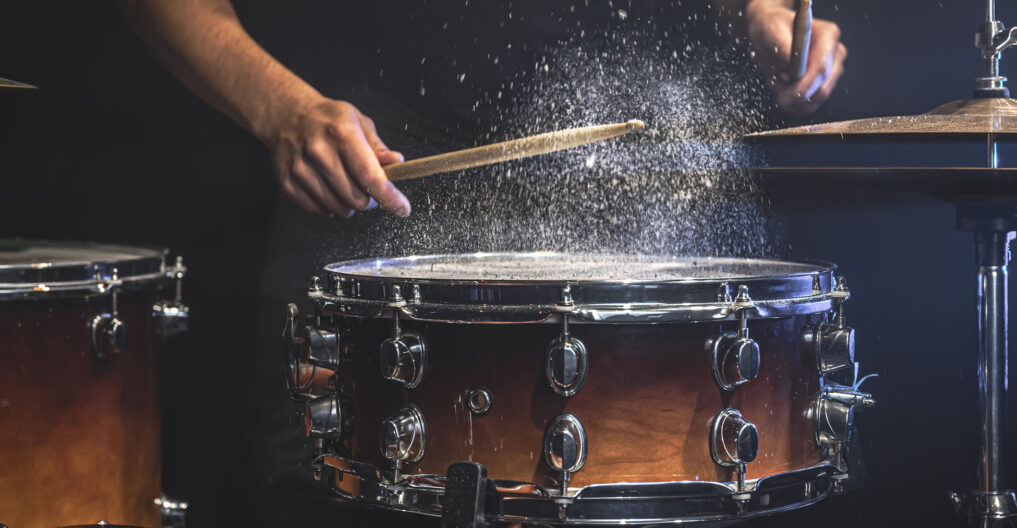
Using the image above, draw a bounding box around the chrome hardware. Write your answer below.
[305,394,343,439]
[155,493,188,528]
[815,385,875,447]
[318,455,846,524]
[544,413,588,496]
[710,305,760,391]
[283,304,338,400]
[379,313,427,389]
[952,489,1017,522]
[380,405,427,475]
[710,408,758,492]
[91,268,126,360]
[545,317,588,397]
[465,387,493,416]
[152,256,189,337]
[312,254,839,324]
[803,321,855,376]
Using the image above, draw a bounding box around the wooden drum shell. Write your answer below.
[341,314,823,489]
[0,292,162,528]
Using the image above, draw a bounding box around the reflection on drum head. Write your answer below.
[327,252,827,282]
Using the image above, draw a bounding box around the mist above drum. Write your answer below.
[283,253,876,525]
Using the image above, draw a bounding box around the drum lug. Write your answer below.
[304,392,349,440]
[804,282,855,376]
[814,385,876,449]
[380,312,427,389]
[710,293,761,391]
[380,405,428,480]
[544,413,588,496]
[91,268,126,360]
[710,408,759,492]
[155,493,188,528]
[152,256,189,337]
[545,316,588,397]
[283,304,339,400]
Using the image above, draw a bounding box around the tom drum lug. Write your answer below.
[710,301,760,391]
[305,393,345,439]
[91,268,126,360]
[380,405,427,477]
[544,413,588,496]
[814,385,875,447]
[710,407,758,492]
[284,304,339,400]
[379,313,427,389]
[710,408,759,467]
[152,256,190,337]
[546,316,588,397]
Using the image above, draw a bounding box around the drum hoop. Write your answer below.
[318,454,845,524]
[313,253,840,323]
[0,240,170,300]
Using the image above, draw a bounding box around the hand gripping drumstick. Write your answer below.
[382,119,645,182]
[790,0,813,80]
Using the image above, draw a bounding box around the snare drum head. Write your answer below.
[318,252,839,323]
[329,252,825,282]
[0,239,168,300]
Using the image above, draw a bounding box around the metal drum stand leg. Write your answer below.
[955,202,1017,527]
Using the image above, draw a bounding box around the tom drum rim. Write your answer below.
[0,239,172,300]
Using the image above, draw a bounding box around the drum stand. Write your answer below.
[952,200,1017,527]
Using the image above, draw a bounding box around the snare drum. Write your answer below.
[0,240,188,528]
[284,253,875,525]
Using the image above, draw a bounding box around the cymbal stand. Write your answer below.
[953,202,1017,528]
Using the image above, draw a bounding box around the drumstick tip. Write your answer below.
[626,119,646,132]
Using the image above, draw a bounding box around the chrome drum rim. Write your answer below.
[311,252,843,324]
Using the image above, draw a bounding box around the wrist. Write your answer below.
[246,80,324,147]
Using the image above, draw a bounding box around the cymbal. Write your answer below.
[748,97,1017,138]
[0,77,36,89]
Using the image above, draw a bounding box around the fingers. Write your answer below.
[302,138,372,210]
[328,121,411,217]
[802,43,847,111]
[357,110,405,166]
[776,21,845,115]
[290,158,355,218]
[794,21,841,99]
[279,177,331,218]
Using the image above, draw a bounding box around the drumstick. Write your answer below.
[790,0,813,80]
[382,119,645,182]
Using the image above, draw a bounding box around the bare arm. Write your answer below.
[716,0,846,116]
[120,0,410,217]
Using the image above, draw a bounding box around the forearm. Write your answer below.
[120,0,319,144]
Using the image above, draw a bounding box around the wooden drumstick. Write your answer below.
[790,0,813,80]
[382,119,645,182]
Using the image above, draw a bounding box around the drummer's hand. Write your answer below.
[746,1,847,116]
[262,96,410,218]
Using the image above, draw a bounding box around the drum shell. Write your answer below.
[341,314,824,488]
[0,291,162,528]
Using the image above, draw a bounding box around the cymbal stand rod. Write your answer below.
[956,206,1017,527]
[988,133,999,169]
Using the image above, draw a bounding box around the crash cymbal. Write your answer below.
[748,97,1017,138]
[0,76,36,89]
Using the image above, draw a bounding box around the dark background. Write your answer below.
[1,1,1015,527]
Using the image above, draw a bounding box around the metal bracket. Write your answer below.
[441,462,490,528]
[153,256,189,337]
[91,268,126,360]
